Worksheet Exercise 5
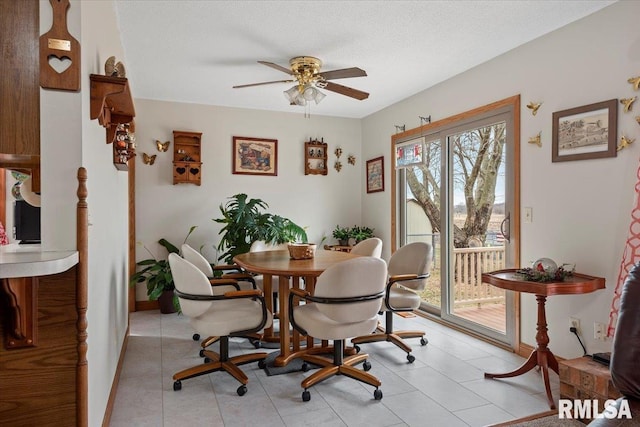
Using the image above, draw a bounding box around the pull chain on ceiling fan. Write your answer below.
[233,56,369,107]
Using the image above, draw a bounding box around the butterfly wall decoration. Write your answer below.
[156,140,170,152]
[526,101,542,116]
[621,97,636,113]
[142,153,157,165]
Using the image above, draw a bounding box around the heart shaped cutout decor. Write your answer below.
[189,168,200,175]
[176,167,186,175]
[48,54,72,74]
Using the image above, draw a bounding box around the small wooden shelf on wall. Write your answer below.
[173,131,202,185]
[305,138,328,175]
[89,74,136,170]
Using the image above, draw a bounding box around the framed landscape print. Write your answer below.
[552,99,617,162]
[366,156,384,193]
[232,136,278,176]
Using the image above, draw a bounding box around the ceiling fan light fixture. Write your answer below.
[313,89,326,105]
[302,84,316,101]
[283,85,299,103]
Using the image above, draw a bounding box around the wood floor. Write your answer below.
[454,303,506,333]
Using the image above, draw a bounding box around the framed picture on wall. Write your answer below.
[394,137,424,168]
[552,99,617,162]
[232,136,278,176]
[366,156,384,194]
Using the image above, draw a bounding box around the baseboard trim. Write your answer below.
[517,342,535,358]
[101,320,130,427]
[413,310,514,353]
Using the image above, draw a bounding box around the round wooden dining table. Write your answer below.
[234,249,360,367]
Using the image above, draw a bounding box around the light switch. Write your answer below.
[524,207,533,223]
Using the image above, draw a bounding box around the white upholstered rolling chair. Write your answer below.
[168,253,272,396]
[181,244,262,351]
[289,257,388,401]
[349,237,383,258]
[351,241,432,363]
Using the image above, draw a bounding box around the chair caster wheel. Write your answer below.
[420,337,428,346]
[407,354,415,363]
[192,333,200,341]
[374,389,383,400]
[173,381,182,391]
[258,359,266,369]
[199,349,205,357]
[354,345,361,353]
[204,357,211,364]
[251,339,261,349]
[362,361,371,371]
[301,362,309,372]
[237,385,247,396]
[302,390,311,402]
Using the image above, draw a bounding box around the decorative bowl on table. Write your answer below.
[288,243,317,260]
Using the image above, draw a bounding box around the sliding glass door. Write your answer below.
[395,97,519,345]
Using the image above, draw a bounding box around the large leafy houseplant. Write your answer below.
[214,194,308,264]
[130,226,197,312]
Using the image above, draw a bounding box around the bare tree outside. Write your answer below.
[406,122,506,248]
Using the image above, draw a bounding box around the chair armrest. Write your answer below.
[385,272,430,311]
[209,278,240,291]
[289,288,310,299]
[388,273,430,285]
[221,272,258,289]
[223,289,263,298]
[212,264,244,273]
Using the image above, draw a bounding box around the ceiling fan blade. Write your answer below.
[233,79,295,89]
[319,67,367,80]
[257,61,293,75]
[323,82,369,100]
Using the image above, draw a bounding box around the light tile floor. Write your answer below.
[110,311,559,427]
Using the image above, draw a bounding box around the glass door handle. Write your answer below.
[500,213,510,243]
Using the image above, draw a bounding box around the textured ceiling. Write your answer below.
[114,0,615,119]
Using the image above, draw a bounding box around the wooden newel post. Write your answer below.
[76,167,88,427]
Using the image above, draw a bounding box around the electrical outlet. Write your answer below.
[594,322,607,341]
[570,317,580,333]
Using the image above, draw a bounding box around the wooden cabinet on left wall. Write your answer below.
[0,0,41,191]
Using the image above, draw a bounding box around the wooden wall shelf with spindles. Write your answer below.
[304,138,328,175]
[173,131,202,185]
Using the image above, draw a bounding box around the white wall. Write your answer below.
[133,99,362,281]
[362,0,640,359]
[80,2,131,425]
[40,0,131,425]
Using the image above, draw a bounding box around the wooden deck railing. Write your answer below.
[452,246,505,307]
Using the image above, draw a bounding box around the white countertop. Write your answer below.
[0,244,79,279]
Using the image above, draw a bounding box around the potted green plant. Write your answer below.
[214,194,308,264]
[332,225,351,246]
[130,226,197,313]
[351,226,375,243]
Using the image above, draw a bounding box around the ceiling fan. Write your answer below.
[233,56,369,106]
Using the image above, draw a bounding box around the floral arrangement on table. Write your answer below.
[515,258,575,282]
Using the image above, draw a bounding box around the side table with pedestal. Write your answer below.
[482,269,605,409]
